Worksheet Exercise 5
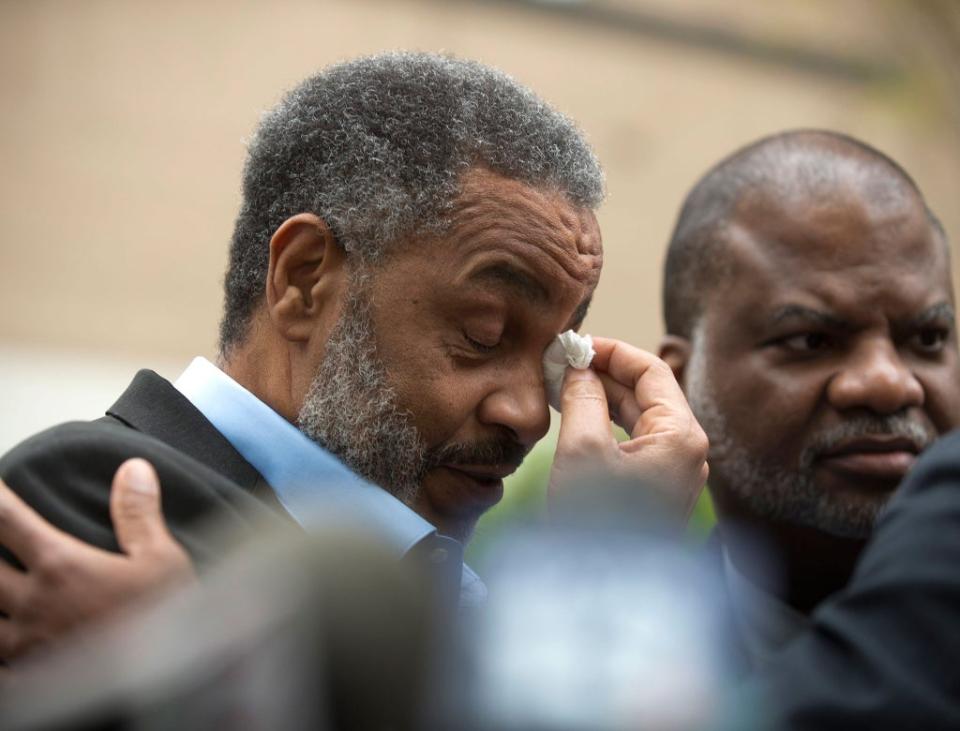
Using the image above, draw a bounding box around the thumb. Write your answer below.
[109,458,174,557]
[556,367,615,460]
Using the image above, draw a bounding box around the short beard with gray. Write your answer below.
[684,335,935,539]
[296,273,426,506]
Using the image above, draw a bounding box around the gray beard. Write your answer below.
[684,337,935,539]
[296,275,426,506]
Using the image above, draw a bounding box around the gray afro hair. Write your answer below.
[219,51,605,352]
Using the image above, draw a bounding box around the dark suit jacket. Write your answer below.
[0,370,292,567]
[702,530,754,677]
[754,428,960,730]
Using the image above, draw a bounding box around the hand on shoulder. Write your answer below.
[0,459,193,663]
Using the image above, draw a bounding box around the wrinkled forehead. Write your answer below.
[697,190,951,334]
[450,167,604,289]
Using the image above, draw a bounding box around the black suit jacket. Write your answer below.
[0,370,291,567]
[755,428,960,730]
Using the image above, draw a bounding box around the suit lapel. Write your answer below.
[105,369,264,493]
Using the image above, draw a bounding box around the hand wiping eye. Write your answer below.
[543,329,596,410]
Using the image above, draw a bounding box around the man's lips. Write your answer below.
[433,464,519,510]
[816,436,921,484]
[441,462,521,484]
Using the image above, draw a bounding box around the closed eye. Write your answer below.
[464,332,499,354]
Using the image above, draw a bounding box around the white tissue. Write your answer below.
[543,330,596,410]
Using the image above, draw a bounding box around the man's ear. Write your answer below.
[658,334,692,391]
[266,213,348,342]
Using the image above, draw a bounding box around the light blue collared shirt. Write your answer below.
[174,357,486,606]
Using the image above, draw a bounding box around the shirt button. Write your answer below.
[429,547,448,564]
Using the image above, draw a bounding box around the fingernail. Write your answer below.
[124,459,157,496]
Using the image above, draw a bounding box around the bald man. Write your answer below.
[659,130,960,670]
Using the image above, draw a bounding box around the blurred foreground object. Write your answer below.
[441,475,743,731]
[0,475,743,731]
[1,521,436,731]
[457,528,733,731]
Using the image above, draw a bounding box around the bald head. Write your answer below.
[662,130,945,338]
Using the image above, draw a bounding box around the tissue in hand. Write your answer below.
[543,330,595,410]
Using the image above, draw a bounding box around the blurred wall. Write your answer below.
[2,0,958,451]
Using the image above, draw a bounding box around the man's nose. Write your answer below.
[827,338,925,414]
[477,370,551,449]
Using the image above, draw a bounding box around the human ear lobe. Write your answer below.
[658,335,692,390]
[265,213,347,342]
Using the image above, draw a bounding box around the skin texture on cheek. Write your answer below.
[364,262,476,447]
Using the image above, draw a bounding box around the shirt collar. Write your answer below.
[173,357,436,557]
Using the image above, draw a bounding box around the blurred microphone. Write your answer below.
[433,473,749,731]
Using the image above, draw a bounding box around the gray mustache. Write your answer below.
[802,413,937,466]
[424,438,529,470]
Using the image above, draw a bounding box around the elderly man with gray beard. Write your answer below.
[0,51,707,660]
[658,129,960,672]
